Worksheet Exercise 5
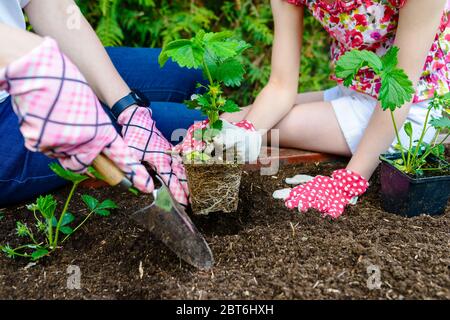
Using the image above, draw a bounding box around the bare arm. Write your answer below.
[24,0,130,107]
[244,0,304,131]
[0,23,43,67]
[347,0,447,179]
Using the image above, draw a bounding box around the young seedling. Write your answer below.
[0,164,118,261]
[336,47,450,176]
[159,30,251,161]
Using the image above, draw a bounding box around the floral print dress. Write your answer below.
[286,0,450,103]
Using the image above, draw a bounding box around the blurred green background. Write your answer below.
[77,0,333,104]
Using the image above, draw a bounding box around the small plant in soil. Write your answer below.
[159,31,251,214]
[336,47,450,216]
[0,164,118,261]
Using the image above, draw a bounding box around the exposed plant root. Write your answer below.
[185,163,243,215]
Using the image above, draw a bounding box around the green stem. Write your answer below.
[53,182,79,247]
[410,107,432,169]
[61,210,94,244]
[202,58,214,86]
[25,229,39,246]
[390,110,407,166]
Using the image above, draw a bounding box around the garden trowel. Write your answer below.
[92,155,214,270]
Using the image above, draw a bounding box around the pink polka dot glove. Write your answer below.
[0,37,153,193]
[117,106,189,207]
[285,169,369,219]
[173,119,261,162]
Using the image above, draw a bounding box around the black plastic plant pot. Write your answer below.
[379,153,450,217]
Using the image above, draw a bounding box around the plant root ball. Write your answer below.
[185,163,243,215]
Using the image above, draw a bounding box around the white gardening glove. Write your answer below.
[212,119,262,163]
[174,119,262,163]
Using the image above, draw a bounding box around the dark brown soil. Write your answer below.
[0,159,449,300]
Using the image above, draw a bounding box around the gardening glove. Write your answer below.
[284,169,369,219]
[117,106,189,206]
[0,37,153,193]
[174,119,262,163]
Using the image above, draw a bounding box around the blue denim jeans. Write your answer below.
[0,47,206,207]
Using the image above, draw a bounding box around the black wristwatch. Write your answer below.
[111,90,150,120]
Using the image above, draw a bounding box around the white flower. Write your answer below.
[191,94,199,101]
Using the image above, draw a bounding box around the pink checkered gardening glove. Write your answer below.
[173,119,261,162]
[117,106,189,206]
[0,37,153,193]
[285,169,369,219]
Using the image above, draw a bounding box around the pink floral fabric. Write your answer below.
[286,0,450,102]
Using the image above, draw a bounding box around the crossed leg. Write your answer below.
[221,91,352,157]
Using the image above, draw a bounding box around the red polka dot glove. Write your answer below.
[118,106,189,207]
[0,37,153,194]
[173,119,261,162]
[285,169,369,219]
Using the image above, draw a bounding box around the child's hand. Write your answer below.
[174,119,262,163]
[285,169,369,219]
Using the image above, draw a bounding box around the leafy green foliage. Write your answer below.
[160,30,250,157]
[1,164,118,261]
[82,195,118,217]
[76,0,333,105]
[336,47,414,111]
[49,163,89,184]
[336,47,449,176]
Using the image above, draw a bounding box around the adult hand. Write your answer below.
[174,119,262,163]
[285,169,369,219]
[0,37,153,193]
[117,106,190,206]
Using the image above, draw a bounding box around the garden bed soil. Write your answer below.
[0,157,449,300]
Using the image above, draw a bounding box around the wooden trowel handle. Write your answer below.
[92,154,129,188]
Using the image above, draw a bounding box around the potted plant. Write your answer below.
[159,31,251,215]
[336,47,450,217]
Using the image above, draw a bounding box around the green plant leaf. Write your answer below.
[16,222,29,237]
[209,58,246,87]
[210,119,223,131]
[81,194,99,212]
[95,209,111,217]
[335,50,383,85]
[381,46,399,73]
[430,116,450,130]
[219,99,240,113]
[31,248,49,261]
[404,122,413,138]
[49,163,88,183]
[63,213,75,226]
[204,39,244,62]
[379,68,415,111]
[0,211,3,221]
[160,39,204,69]
[36,195,57,219]
[59,226,73,235]
[58,213,75,227]
[1,244,17,259]
[97,199,118,211]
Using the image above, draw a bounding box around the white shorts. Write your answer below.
[325,86,440,154]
